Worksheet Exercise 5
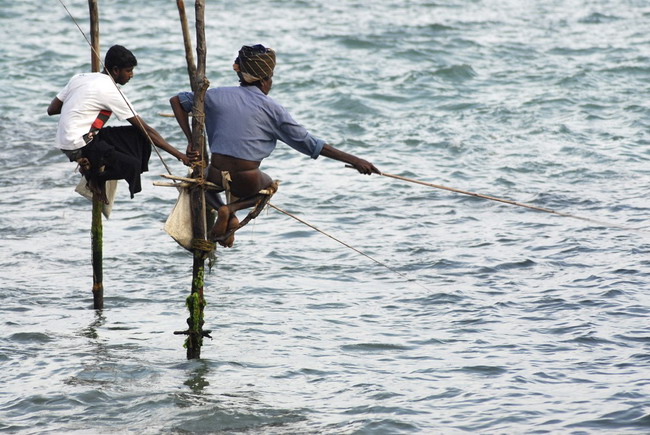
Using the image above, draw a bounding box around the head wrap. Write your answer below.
[233,44,276,83]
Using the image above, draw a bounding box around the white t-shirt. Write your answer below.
[55,73,137,150]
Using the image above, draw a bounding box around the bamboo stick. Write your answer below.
[158,112,192,117]
[159,173,220,189]
[88,0,103,309]
[176,0,197,89]
[177,0,210,360]
[153,181,193,188]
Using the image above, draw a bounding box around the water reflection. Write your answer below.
[65,310,111,388]
[184,360,211,394]
[79,310,106,341]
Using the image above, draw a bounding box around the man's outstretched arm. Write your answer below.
[127,115,192,165]
[319,144,380,175]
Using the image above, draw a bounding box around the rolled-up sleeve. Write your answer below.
[273,107,325,159]
[177,91,194,112]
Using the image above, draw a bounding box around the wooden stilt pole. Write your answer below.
[176,0,210,359]
[88,0,103,310]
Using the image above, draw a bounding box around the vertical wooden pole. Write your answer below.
[189,0,209,360]
[176,0,197,83]
[177,0,210,359]
[89,0,100,72]
[89,0,103,310]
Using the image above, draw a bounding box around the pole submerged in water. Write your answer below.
[88,0,103,310]
[176,0,211,359]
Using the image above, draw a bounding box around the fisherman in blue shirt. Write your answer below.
[170,44,379,247]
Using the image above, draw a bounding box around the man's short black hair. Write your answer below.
[104,45,137,70]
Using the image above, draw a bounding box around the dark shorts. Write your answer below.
[63,126,152,198]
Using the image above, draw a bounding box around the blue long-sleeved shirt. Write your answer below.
[178,86,325,162]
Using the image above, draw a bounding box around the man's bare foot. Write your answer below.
[76,157,91,176]
[209,205,231,246]
[87,178,108,204]
[222,214,239,247]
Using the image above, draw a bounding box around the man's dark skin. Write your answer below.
[170,73,379,247]
[48,65,194,165]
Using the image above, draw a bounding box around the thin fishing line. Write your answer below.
[379,171,641,231]
[55,0,174,176]
[268,203,434,292]
[346,166,641,232]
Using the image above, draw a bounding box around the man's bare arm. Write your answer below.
[319,144,379,175]
[47,97,63,116]
[170,96,194,153]
[127,115,191,165]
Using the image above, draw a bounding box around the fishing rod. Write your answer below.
[268,203,434,292]
[346,166,640,232]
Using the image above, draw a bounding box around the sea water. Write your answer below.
[1,0,649,433]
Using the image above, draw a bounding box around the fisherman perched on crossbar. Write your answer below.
[48,45,193,203]
[170,44,379,247]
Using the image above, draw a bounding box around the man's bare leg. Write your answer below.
[76,158,109,204]
[223,214,239,248]
[205,189,225,211]
[209,195,263,247]
[87,178,109,204]
[206,162,274,247]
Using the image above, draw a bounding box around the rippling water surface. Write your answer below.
[2,0,650,433]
